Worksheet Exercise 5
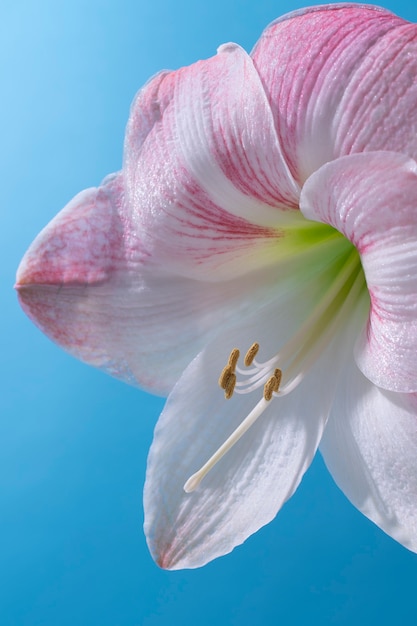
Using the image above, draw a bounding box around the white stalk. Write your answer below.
[183,397,270,492]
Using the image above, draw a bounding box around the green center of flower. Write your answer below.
[184,247,366,493]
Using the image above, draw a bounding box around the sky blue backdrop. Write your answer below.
[3,1,417,624]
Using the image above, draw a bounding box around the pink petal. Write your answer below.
[252,5,415,184]
[123,43,301,280]
[300,151,417,393]
[321,359,417,553]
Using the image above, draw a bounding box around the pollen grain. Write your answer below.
[224,372,237,399]
[244,342,259,367]
[263,369,282,400]
[218,364,233,389]
[227,348,240,370]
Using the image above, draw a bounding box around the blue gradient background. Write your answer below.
[3,1,417,624]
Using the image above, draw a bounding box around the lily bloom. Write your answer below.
[16,4,417,569]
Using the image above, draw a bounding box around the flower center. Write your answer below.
[183,249,365,493]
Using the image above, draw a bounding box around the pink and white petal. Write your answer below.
[15,173,167,390]
[16,173,128,286]
[17,267,272,396]
[15,173,329,394]
[320,360,417,553]
[124,43,301,280]
[13,185,244,393]
[300,151,417,393]
[334,20,417,163]
[144,294,348,570]
[123,70,170,180]
[252,5,410,184]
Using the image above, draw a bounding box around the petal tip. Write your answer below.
[148,537,180,571]
[217,42,243,55]
[155,552,174,571]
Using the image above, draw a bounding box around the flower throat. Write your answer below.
[183,249,365,493]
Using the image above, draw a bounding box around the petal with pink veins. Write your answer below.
[300,151,417,393]
[252,5,416,183]
[15,174,330,394]
[123,43,303,280]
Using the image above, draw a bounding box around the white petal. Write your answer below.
[144,287,349,569]
[321,359,417,553]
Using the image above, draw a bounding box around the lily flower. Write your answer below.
[16,4,417,569]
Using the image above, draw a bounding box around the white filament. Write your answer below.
[183,398,270,492]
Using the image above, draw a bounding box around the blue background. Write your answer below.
[2,1,417,624]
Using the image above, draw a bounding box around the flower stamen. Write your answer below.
[184,346,283,492]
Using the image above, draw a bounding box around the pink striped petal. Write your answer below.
[16,174,159,388]
[252,5,415,184]
[15,174,304,394]
[321,360,417,553]
[123,43,301,280]
[300,151,417,393]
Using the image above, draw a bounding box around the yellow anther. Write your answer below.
[224,372,237,399]
[218,364,233,389]
[274,368,282,391]
[220,344,281,401]
[227,348,240,371]
[244,342,259,367]
[263,376,277,401]
[264,369,282,400]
